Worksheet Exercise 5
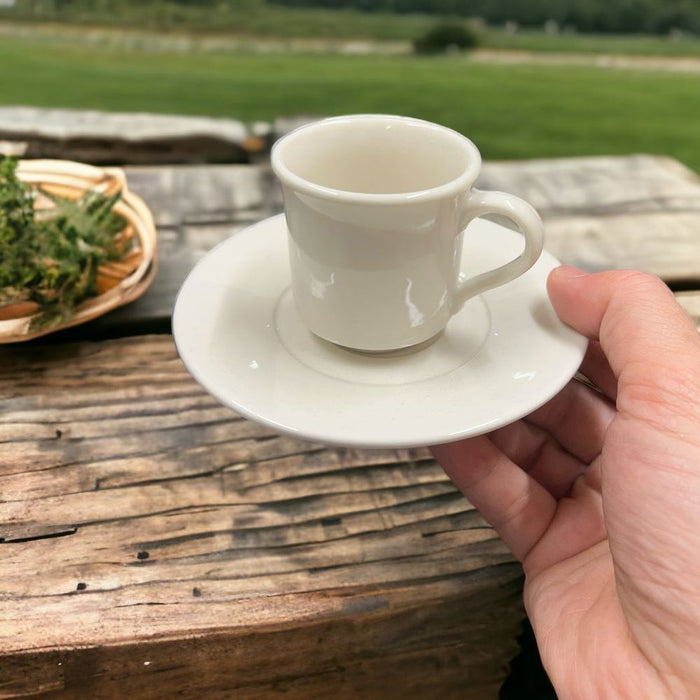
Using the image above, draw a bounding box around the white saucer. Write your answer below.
[173,214,587,449]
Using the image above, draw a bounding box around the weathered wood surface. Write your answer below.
[0,335,521,698]
[0,108,315,165]
[0,106,256,165]
[478,155,700,282]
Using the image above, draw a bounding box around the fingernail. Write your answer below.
[552,265,589,279]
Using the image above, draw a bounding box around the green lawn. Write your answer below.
[1,35,699,172]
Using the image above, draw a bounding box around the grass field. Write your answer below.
[1,34,699,172]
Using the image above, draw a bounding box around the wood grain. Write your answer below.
[0,334,522,698]
[478,155,700,283]
[0,107,254,165]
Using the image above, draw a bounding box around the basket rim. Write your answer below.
[0,161,158,343]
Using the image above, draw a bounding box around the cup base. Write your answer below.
[330,332,444,358]
[274,288,492,387]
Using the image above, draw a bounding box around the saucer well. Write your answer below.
[173,214,587,449]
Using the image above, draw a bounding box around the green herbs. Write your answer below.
[0,157,128,328]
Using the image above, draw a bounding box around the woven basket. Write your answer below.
[0,159,157,343]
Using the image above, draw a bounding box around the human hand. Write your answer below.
[432,267,700,699]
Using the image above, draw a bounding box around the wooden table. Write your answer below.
[2,155,699,699]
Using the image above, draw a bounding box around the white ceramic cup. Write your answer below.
[271,114,544,352]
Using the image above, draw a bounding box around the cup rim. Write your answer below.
[270,114,482,204]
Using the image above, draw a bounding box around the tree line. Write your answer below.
[268,0,700,34]
[5,0,699,35]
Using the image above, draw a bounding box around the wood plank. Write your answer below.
[478,155,700,283]
[0,107,255,165]
[543,211,700,280]
[123,164,281,228]
[38,155,692,341]
[478,154,700,217]
[0,578,520,699]
[123,155,699,231]
[0,334,523,697]
[107,156,700,336]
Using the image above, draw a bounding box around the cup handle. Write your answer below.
[452,189,544,312]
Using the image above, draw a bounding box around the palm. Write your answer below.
[432,269,700,698]
[525,537,637,697]
[517,428,663,697]
[436,384,700,697]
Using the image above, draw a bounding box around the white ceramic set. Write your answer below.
[173,115,586,448]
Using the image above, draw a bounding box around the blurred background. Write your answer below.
[0,0,698,171]
[1,4,698,697]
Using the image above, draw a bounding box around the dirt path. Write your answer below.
[471,48,700,74]
[2,21,699,72]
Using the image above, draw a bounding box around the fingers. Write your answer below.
[488,420,587,498]
[526,379,615,464]
[486,378,613,498]
[432,437,556,564]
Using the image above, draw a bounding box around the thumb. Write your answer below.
[547,267,700,385]
[547,267,700,377]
